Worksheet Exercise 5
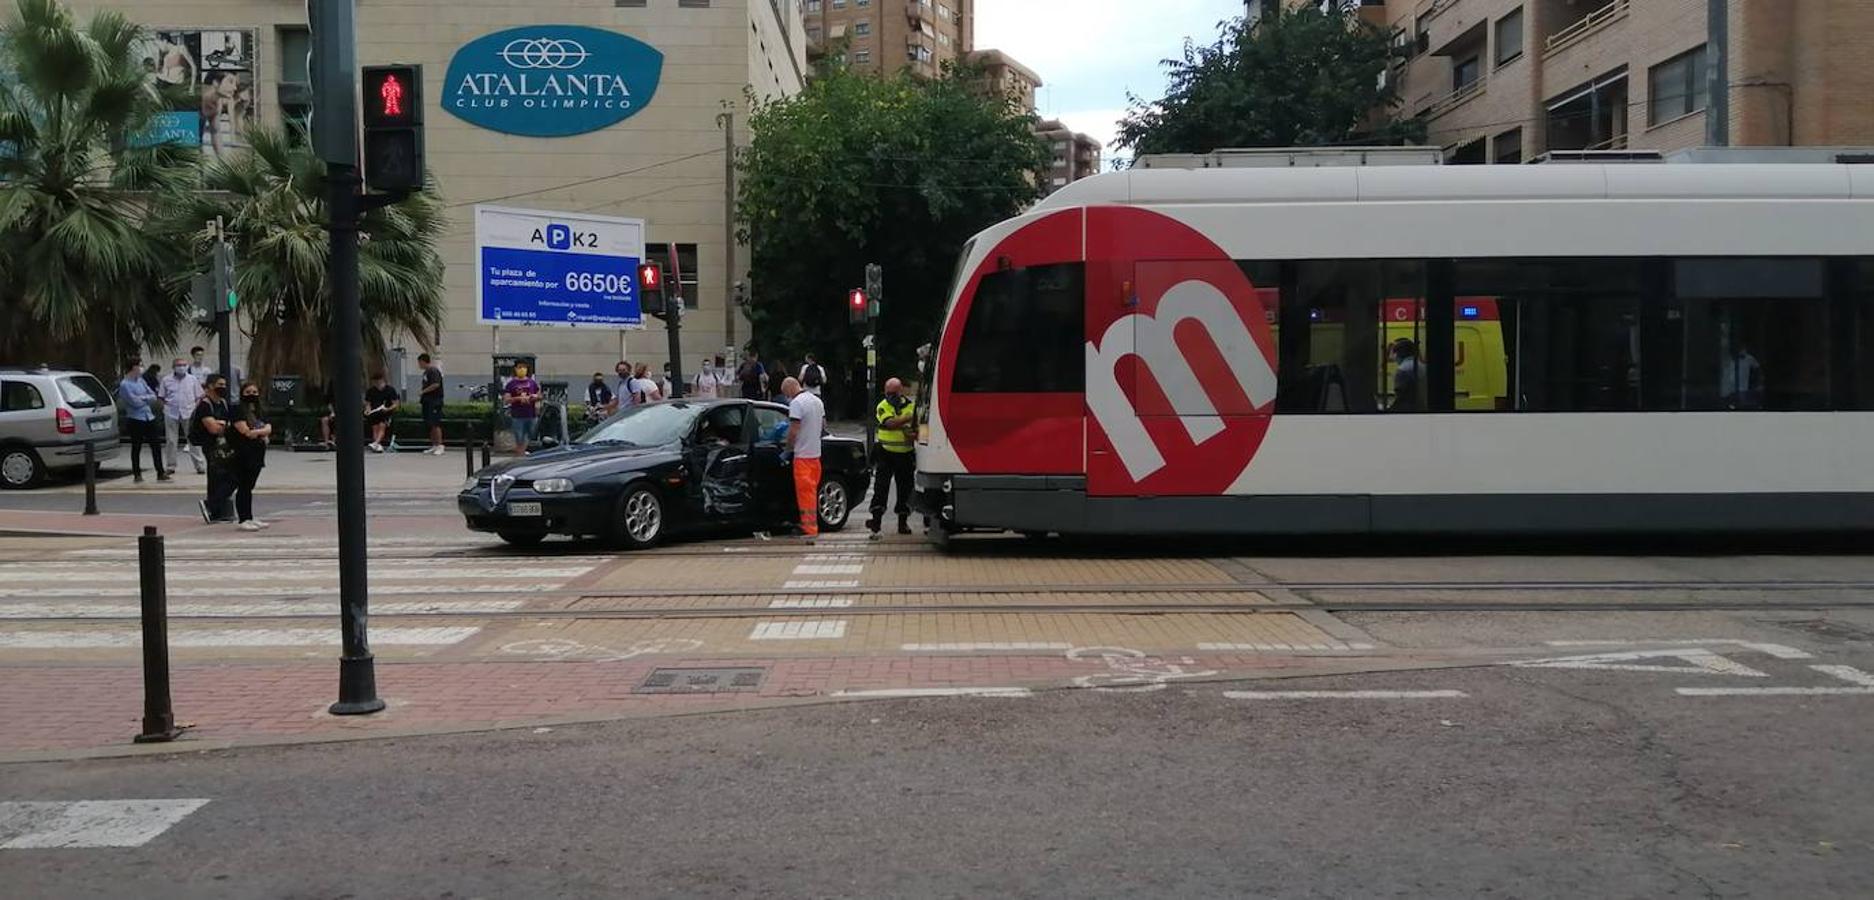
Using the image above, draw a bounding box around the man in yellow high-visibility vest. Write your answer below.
[867,377,917,538]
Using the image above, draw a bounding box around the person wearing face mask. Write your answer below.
[117,360,167,484]
[585,372,613,427]
[866,376,917,537]
[504,363,542,456]
[229,383,274,531]
[190,374,237,524]
[159,357,206,474]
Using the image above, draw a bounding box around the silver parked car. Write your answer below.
[0,367,120,489]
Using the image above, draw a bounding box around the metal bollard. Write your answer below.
[480,440,491,469]
[465,439,476,478]
[82,441,99,516]
[133,526,181,743]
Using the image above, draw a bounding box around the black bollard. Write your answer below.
[464,439,476,478]
[134,526,181,743]
[82,441,98,516]
[480,440,491,469]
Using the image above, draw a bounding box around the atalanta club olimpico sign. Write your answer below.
[443,25,664,137]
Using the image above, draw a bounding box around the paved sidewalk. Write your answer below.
[0,650,1468,760]
[45,447,473,496]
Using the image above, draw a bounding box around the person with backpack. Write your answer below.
[799,353,827,398]
[736,350,768,401]
[191,374,237,523]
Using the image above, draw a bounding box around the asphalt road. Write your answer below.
[6,660,1871,899]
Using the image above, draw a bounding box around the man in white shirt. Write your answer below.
[158,357,207,474]
[782,376,825,540]
[691,357,720,399]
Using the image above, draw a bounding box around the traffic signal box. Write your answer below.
[639,262,667,317]
[361,64,424,192]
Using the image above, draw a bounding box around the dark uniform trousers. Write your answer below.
[869,449,915,522]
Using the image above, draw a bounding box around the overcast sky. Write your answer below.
[975,0,1246,162]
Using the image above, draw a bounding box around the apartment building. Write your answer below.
[966,49,1042,112]
[803,0,973,75]
[74,0,807,382]
[1036,119,1103,194]
[1285,0,1874,163]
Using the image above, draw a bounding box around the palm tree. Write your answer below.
[0,0,198,372]
[161,125,446,386]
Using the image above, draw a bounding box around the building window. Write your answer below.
[277,27,311,145]
[1448,138,1486,165]
[1494,7,1523,67]
[615,0,647,6]
[644,243,700,309]
[1453,54,1481,92]
[1493,128,1522,165]
[677,0,711,7]
[854,20,870,37]
[1649,45,1709,126]
[832,0,845,8]
[856,0,870,6]
[853,48,870,63]
[807,0,821,10]
[953,264,1086,393]
[938,4,953,21]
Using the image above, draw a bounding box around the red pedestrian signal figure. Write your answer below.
[639,264,661,291]
[380,74,405,118]
[848,288,868,323]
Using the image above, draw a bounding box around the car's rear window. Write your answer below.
[58,375,112,410]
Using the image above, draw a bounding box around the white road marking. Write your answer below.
[1544,639,1813,660]
[831,687,1032,698]
[780,580,861,590]
[790,564,864,576]
[1678,664,1874,697]
[0,584,563,599]
[1511,648,1769,678]
[748,620,848,640]
[0,800,209,849]
[1223,690,1469,700]
[768,598,855,609]
[803,554,867,563]
[1197,641,1374,652]
[900,641,1072,652]
[0,600,525,619]
[0,626,480,649]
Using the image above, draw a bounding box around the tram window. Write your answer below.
[1455,259,1642,412]
[1276,260,1425,413]
[1853,260,1874,411]
[951,262,1085,393]
[1657,258,1830,411]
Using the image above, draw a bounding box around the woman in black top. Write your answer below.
[231,383,274,531]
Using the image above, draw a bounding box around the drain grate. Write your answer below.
[635,667,767,695]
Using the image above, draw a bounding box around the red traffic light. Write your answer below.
[639,264,661,290]
[361,65,421,127]
[849,288,867,310]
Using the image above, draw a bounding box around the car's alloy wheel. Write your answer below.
[613,485,664,549]
[0,448,44,490]
[817,479,850,531]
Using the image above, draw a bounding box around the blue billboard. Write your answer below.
[442,25,665,138]
[475,206,645,328]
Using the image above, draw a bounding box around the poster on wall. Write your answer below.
[475,205,646,328]
[131,28,257,160]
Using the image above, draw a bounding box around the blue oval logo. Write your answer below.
[442,25,664,138]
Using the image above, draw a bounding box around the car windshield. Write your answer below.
[58,375,112,410]
[576,402,705,448]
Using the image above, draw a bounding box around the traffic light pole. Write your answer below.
[311,0,383,716]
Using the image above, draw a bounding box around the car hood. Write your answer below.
[477,442,679,480]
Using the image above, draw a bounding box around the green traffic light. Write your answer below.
[226,291,238,310]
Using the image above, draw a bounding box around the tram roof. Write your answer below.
[1033,163,1874,210]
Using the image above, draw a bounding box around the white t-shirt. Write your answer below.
[787,390,826,459]
[630,377,660,402]
[692,369,719,399]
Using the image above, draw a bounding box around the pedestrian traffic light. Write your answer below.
[361,64,424,192]
[848,288,868,324]
[215,240,238,311]
[639,262,666,316]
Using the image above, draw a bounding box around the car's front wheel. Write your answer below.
[609,484,666,549]
[0,446,45,490]
[817,478,852,532]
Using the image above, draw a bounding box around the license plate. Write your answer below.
[507,502,542,517]
[87,420,111,433]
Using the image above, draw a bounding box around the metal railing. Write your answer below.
[1427,73,1488,119]
[1545,0,1630,56]
[1414,0,1461,24]
[1583,132,1632,152]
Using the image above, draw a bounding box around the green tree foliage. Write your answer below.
[158,126,446,386]
[1116,7,1423,157]
[736,62,1047,401]
[0,0,197,372]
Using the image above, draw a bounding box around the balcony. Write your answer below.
[1414,0,1461,25]
[1544,0,1628,57]
[1427,72,1487,119]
